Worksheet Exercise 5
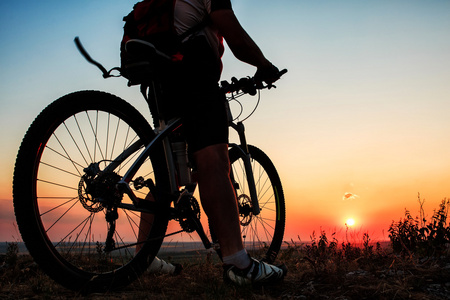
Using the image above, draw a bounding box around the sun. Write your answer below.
[346,218,355,226]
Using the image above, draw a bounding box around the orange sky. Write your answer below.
[1,1,450,243]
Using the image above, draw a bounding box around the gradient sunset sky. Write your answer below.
[1,0,449,242]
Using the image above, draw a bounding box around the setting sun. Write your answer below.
[346,218,355,227]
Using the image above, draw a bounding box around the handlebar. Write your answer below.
[74,35,288,93]
[220,69,287,95]
[74,37,121,78]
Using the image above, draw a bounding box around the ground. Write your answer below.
[1,244,450,299]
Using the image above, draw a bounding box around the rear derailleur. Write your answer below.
[79,162,123,252]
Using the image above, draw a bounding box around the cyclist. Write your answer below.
[144,0,286,285]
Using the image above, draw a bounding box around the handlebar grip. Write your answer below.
[278,69,288,77]
[220,68,287,94]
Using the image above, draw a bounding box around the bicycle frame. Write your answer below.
[74,37,263,249]
[100,83,260,251]
[9,38,286,293]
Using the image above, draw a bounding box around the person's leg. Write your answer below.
[193,143,246,259]
[194,143,287,285]
[136,193,182,275]
[136,193,154,253]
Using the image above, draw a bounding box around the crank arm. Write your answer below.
[190,216,212,249]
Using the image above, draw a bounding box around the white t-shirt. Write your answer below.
[174,0,230,59]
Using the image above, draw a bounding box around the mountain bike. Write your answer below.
[12,37,287,293]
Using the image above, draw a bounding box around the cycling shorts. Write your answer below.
[163,36,228,153]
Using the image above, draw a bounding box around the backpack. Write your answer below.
[120,0,208,83]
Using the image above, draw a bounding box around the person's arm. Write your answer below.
[210,9,270,68]
[210,9,279,83]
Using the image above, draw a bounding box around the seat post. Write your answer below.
[143,80,168,131]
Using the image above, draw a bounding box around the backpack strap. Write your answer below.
[178,15,211,42]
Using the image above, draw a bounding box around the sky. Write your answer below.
[1,0,450,243]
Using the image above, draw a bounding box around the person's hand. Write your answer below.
[254,63,280,86]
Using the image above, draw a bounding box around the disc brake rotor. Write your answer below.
[78,167,122,213]
[238,194,253,226]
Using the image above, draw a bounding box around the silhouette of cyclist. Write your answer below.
[140,0,286,284]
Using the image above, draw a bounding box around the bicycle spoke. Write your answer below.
[44,146,85,175]
[105,113,111,160]
[85,111,105,162]
[63,120,91,167]
[69,213,96,256]
[122,209,140,241]
[49,135,86,177]
[256,216,275,240]
[53,212,94,249]
[39,196,78,216]
[113,230,132,258]
[37,178,78,192]
[40,161,80,178]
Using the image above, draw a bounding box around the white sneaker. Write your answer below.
[147,256,182,275]
[223,257,287,285]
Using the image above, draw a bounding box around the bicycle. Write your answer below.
[12,37,287,293]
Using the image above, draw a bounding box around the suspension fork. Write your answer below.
[229,121,261,216]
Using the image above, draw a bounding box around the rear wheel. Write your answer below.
[228,145,286,263]
[13,91,169,292]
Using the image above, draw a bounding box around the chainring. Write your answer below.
[176,195,201,233]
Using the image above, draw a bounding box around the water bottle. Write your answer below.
[172,141,191,186]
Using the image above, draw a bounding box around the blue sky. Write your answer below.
[1,0,450,241]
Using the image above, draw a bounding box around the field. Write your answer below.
[1,238,449,299]
[1,199,449,299]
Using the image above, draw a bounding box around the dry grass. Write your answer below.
[1,240,449,300]
[1,197,449,299]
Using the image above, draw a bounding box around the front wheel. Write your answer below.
[228,145,286,263]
